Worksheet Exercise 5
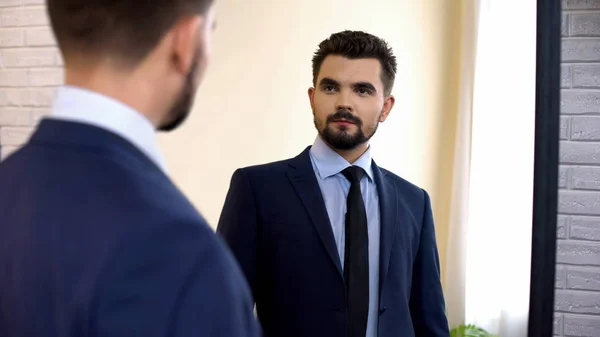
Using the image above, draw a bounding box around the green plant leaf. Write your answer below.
[449,323,498,337]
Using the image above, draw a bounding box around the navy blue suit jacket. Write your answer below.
[217,147,449,337]
[0,119,261,337]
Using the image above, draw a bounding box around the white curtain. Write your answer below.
[445,1,537,336]
[443,0,479,330]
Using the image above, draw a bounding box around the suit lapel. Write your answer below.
[286,147,344,278]
[372,162,398,295]
[284,149,399,286]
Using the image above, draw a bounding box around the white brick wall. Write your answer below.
[555,1,600,336]
[0,0,62,160]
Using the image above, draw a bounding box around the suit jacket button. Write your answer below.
[379,307,387,315]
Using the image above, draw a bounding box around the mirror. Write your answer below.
[156,1,561,337]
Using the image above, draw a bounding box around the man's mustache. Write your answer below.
[326,110,362,126]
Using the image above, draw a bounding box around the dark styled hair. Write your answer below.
[311,30,397,96]
[46,0,214,66]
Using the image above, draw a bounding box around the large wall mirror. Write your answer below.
[156,0,563,336]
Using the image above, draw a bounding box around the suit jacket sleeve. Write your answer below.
[409,189,450,336]
[216,168,259,301]
[93,220,262,337]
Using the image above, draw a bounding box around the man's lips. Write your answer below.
[331,119,356,126]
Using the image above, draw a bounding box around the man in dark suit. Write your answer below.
[0,1,261,336]
[217,30,449,337]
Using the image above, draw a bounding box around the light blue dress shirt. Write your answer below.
[309,135,381,337]
[47,85,167,173]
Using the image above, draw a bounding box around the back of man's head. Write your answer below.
[47,0,214,67]
[46,0,216,131]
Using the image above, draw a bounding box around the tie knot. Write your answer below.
[342,166,365,183]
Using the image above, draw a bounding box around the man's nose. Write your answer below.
[336,91,353,112]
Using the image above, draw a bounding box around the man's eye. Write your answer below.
[324,85,336,91]
[357,88,371,95]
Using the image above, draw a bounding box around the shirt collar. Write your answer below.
[48,85,167,173]
[309,135,374,182]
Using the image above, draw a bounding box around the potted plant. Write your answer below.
[449,324,500,337]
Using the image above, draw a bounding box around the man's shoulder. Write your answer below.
[377,166,429,204]
[234,150,305,179]
[240,158,293,173]
[378,166,423,192]
[0,140,203,231]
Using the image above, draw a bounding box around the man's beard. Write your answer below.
[158,52,201,132]
[315,109,378,150]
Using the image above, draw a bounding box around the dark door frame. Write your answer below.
[528,0,561,336]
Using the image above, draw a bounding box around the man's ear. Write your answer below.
[379,95,395,122]
[171,15,203,75]
[308,87,315,112]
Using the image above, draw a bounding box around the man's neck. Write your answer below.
[325,141,369,164]
[64,67,163,129]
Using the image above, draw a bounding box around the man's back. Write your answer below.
[0,119,260,337]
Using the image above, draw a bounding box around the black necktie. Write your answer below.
[342,166,369,337]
